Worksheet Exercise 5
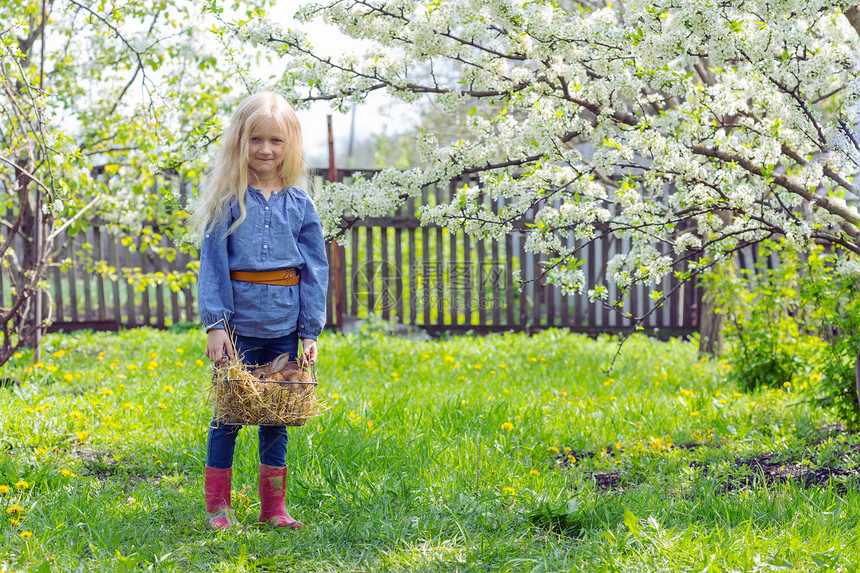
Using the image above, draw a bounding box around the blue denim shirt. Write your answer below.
[197,186,329,339]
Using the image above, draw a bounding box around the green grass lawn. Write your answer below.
[0,327,858,572]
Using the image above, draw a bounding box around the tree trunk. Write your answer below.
[698,290,724,358]
[14,170,38,348]
[698,258,736,358]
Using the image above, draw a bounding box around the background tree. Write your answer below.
[0,0,267,364]
[224,0,860,347]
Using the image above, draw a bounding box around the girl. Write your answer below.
[194,91,329,531]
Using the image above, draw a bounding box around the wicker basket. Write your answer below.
[210,357,327,427]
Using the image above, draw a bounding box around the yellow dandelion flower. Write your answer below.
[10,517,20,526]
[390,372,398,377]
[810,373,821,383]
[176,348,184,354]
[367,420,373,429]
[14,481,28,489]
[549,446,560,454]
[690,411,700,417]
[46,364,57,372]
[100,388,113,396]
[195,359,205,367]
[175,361,185,367]
[348,411,357,419]
[63,373,73,382]
[162,384,174,393]
[13,352,22,359]
[0,485,8,494]
[60,469,76,477]
[502,487,516,495]
[330,393,340,400]
[7,505,24,513]
[52,350,66,358]
[76,431,89,441]
[123,402,133,410]
[501,422,514,431]
[127,365,138,371]
[783,382,791,388]
[528,357,537,362]
[19,531,32,539]
[443,355,455,362]
[568,454,577,463]
[147,361,158,371]
[158,403,166,409]
[529,469,539,476]
[609,396,617,402]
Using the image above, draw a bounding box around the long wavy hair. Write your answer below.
[193,91,303,239]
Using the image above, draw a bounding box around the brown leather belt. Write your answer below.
[229,268,299,286]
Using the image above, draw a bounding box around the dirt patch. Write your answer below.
[73,448,165,486]
[553,431,860,493]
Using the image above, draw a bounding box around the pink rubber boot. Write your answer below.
[258,464,304,529]
[204,466,240,530]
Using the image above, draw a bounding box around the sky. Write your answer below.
[268,2,417,169]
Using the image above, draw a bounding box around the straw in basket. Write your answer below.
[209,352,328,426]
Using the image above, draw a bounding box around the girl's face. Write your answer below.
[247,119,287,183]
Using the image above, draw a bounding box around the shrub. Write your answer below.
[708,240,860,425]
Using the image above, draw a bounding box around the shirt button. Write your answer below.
[265,207,269,211]
[263,245,268,249]
[264,225,269,229]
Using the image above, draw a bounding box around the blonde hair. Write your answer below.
[193,91,303,238]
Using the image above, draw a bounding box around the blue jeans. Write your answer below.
[206,331,299,469]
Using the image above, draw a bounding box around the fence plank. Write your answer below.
[52,233,65,323]
[518,233,528,328]
[477,238,486,326]
[67,238,79,322]
[505,234,514,326]
[380,226,390,320]
[366,226,375,312]
[350,227,359,317]
[395,227,403,322]
[408,227,417,325]
[450,228,458,326]
[94,227,106,321]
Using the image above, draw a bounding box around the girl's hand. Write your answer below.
[206,329,235,363]
[300,338,317,367]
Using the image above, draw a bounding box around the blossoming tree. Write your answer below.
[230,0,860,340]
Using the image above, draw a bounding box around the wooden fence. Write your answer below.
[3,169,702,337]
[320,171,700,338]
